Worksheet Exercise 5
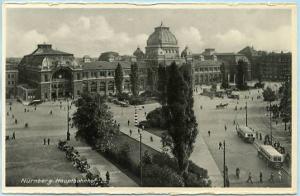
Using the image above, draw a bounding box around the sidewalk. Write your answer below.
[70,140,138,187]
[112,103,223,187]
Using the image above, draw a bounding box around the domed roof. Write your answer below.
[181,46,192,57]
[147,23,178,46]
[156,48,165,56]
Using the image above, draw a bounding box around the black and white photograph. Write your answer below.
[3,3,297,194]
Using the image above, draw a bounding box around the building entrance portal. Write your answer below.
[51,68,72,100]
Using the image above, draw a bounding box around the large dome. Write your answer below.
[147,23,178,46]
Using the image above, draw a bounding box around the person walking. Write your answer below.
[236,168,240,179]
[269,171,274,183]
[218,142,223,150]
[12,132,15,140]
[75,177,79,187]
[259,171,263,183]
[128,120,130,126]
[246,172,253,184]
[106,171,110,183]
[208,130,211,137]
[129,129,132,136]
[278,170,282,182]
[259,133,262,141]
[150,136,153,142]
[224,125,227,131]
[9,106,11,111]
[44,138,46,145]
[47,138,50,145]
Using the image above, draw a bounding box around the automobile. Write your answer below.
[257,145,284,169]
[236,125,255,143]
[228,94,239,99]
[28,99,43,105]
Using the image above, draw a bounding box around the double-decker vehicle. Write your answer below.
[257,145,284,169]
[236,126,255,143]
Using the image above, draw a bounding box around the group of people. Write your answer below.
[43,138,51,145]
[244,170,282,184]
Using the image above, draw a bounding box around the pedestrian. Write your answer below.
[12,132,15,140]
[50,110,52,115]
[233,120,235,125]
[128,120,130,126]
[138,129,140,134]
[75,177,78,187]
[259,171,263,183]
[208,130,211,137]
[12,114,14,119]
[278,170,282,182]
[44,138,46,145]
[9,106,11,111]
[224,125,227,131]
[15,119,17,124]
[106,171,110,183]
[144,112,147,116]
[218,142,223,150]
[256,131,258,139]
[259,133,262,141]
[150,136,153,142]
[236,168,240,179]
[129,129,132,136]
[269,171,274,183]
[246,172,253,184]
[24,108,26,113]
[47,138,50,145]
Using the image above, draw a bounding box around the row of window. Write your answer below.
[7,81,15,85]
[195,67,220,72]
[7,73,16,79]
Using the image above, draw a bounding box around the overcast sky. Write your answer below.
[6,8,292,57]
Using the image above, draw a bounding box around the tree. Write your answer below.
[220,63,229,89]
[72,93,118,150]
[157,64,168,105]
[163,62,198,179]
[279,79,291,130]
[236,60,246,90]
[130,62,139,96]
[115,63,124,95]
[262,87,276,102]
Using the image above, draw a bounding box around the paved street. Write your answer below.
[5,81,291,187]
[193,84,291,187]
[5,101,137,187]
[109,82,291,187]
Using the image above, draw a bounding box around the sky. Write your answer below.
[6,7,293,57]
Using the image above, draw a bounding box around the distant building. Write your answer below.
[239,46,291,81]
[239,46,266,80]
[259,52,291,81]
[6,61,18,99]
[17,43,147,102]
[98,51,120,62]
[215,52,252,83]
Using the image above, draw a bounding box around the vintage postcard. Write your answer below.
[2,3,297,194]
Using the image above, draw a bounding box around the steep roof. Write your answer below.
[30,44,72,56]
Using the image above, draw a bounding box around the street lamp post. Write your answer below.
[139,132,143,186]
[269,101,272,145]
[67,98,70,141]
[246,101,248,126]
[223,140,226,187]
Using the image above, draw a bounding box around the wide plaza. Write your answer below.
[5,82,291,187]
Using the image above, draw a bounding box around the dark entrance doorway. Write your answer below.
[51,68,72,100]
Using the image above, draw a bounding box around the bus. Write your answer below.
[257,145,284,169]
[236,126,255,143]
